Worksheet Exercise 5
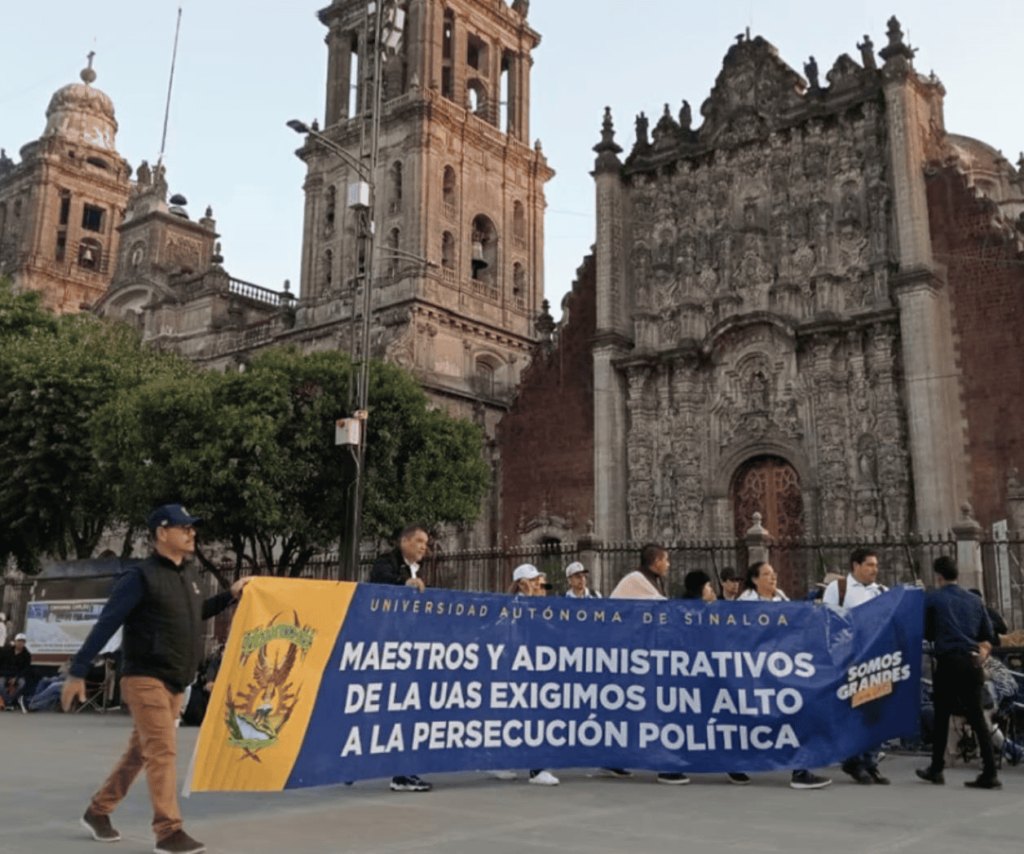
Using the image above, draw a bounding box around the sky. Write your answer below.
[3,1,1022,316]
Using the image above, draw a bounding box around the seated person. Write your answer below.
[0,633,32,711]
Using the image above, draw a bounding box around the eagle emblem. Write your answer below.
[224,611,315,761]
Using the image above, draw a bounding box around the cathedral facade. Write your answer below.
[500,18,1024,565]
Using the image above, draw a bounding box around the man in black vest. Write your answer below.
[62,504,249,854]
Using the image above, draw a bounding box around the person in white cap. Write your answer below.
[565,562,601,598]
[506,564,559,785]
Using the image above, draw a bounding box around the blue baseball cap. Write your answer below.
[146,504,201,529]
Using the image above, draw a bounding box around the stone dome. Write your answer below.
[42,62,118,150]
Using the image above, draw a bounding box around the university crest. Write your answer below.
[225,611,315,760]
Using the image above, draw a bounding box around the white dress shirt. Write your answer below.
[822,573,886,608]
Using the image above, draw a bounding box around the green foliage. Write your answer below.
[0,275,58,338]
[0,306,194,573]
[94,346,489,577]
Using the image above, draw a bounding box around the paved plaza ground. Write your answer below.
[2,711,1021,854]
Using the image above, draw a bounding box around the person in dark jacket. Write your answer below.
[0,632,32,710]
[62,504,249,854]
[369,522,429,592]
[369,522,432,792]
[916,556,1001,790]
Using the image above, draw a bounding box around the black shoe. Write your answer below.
[915,766,945,785]
[601,767,633,778]
[154,829,206,854]
[656,772,691,785]
[790,770,831,789]
[866,767,890,785]
[390,774,432,792]
[964,774,1002,790]
[727,772,751,785]
[841,761,873,785]
[81,808,120,842]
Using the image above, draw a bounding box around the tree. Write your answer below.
[0,275,58,338]
[0,300,195,574]
[94,346,489,578]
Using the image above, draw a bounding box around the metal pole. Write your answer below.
[347,0,386,579]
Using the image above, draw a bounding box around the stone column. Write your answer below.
[577,525,604,597]
[324,26,352,127]
[592,109,629,541]
[881,22,966,534]
[745,512,771,568]
[953,502,985,594]
[299,174,323,300]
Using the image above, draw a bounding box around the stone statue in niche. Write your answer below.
[631,244,651,306]
[773,382,802,437]
[837,222,868,273]
[746,370,771,411]
[839,183,860,225]
[660,317,679,347]
[655,230,675,269]
[716,392,738,446]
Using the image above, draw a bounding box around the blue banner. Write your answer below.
[278,584,922,787]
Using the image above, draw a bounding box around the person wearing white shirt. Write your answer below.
[739,561,831,790]
[823,548,890,785]
[738,561,790,602]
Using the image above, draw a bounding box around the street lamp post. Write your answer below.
[287,0,410,580]
[289,118,376,581]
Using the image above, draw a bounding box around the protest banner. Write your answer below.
[186,578,923,792]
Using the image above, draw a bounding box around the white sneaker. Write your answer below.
[528,770,559,786]
[488,770,517,780]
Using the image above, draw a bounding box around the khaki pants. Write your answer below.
[89,676,185,840]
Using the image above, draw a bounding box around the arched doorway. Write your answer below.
[731,455,804,595]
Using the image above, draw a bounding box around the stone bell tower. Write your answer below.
[294,0,553,436]
[0,55,131,314]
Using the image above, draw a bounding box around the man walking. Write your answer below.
[62,504,249,854]
[916,556,1001,790]
[823,548,890,785]
[370,522,432,792]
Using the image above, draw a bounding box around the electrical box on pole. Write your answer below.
[335,418,361,446]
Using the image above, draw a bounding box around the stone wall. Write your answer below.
[497,255,596,545]
[928,163,1024,528]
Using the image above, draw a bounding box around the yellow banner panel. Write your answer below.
[188,577,356,792]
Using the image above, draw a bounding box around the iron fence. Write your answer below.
[8,528,1021,638]
[981,532,1024,634]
